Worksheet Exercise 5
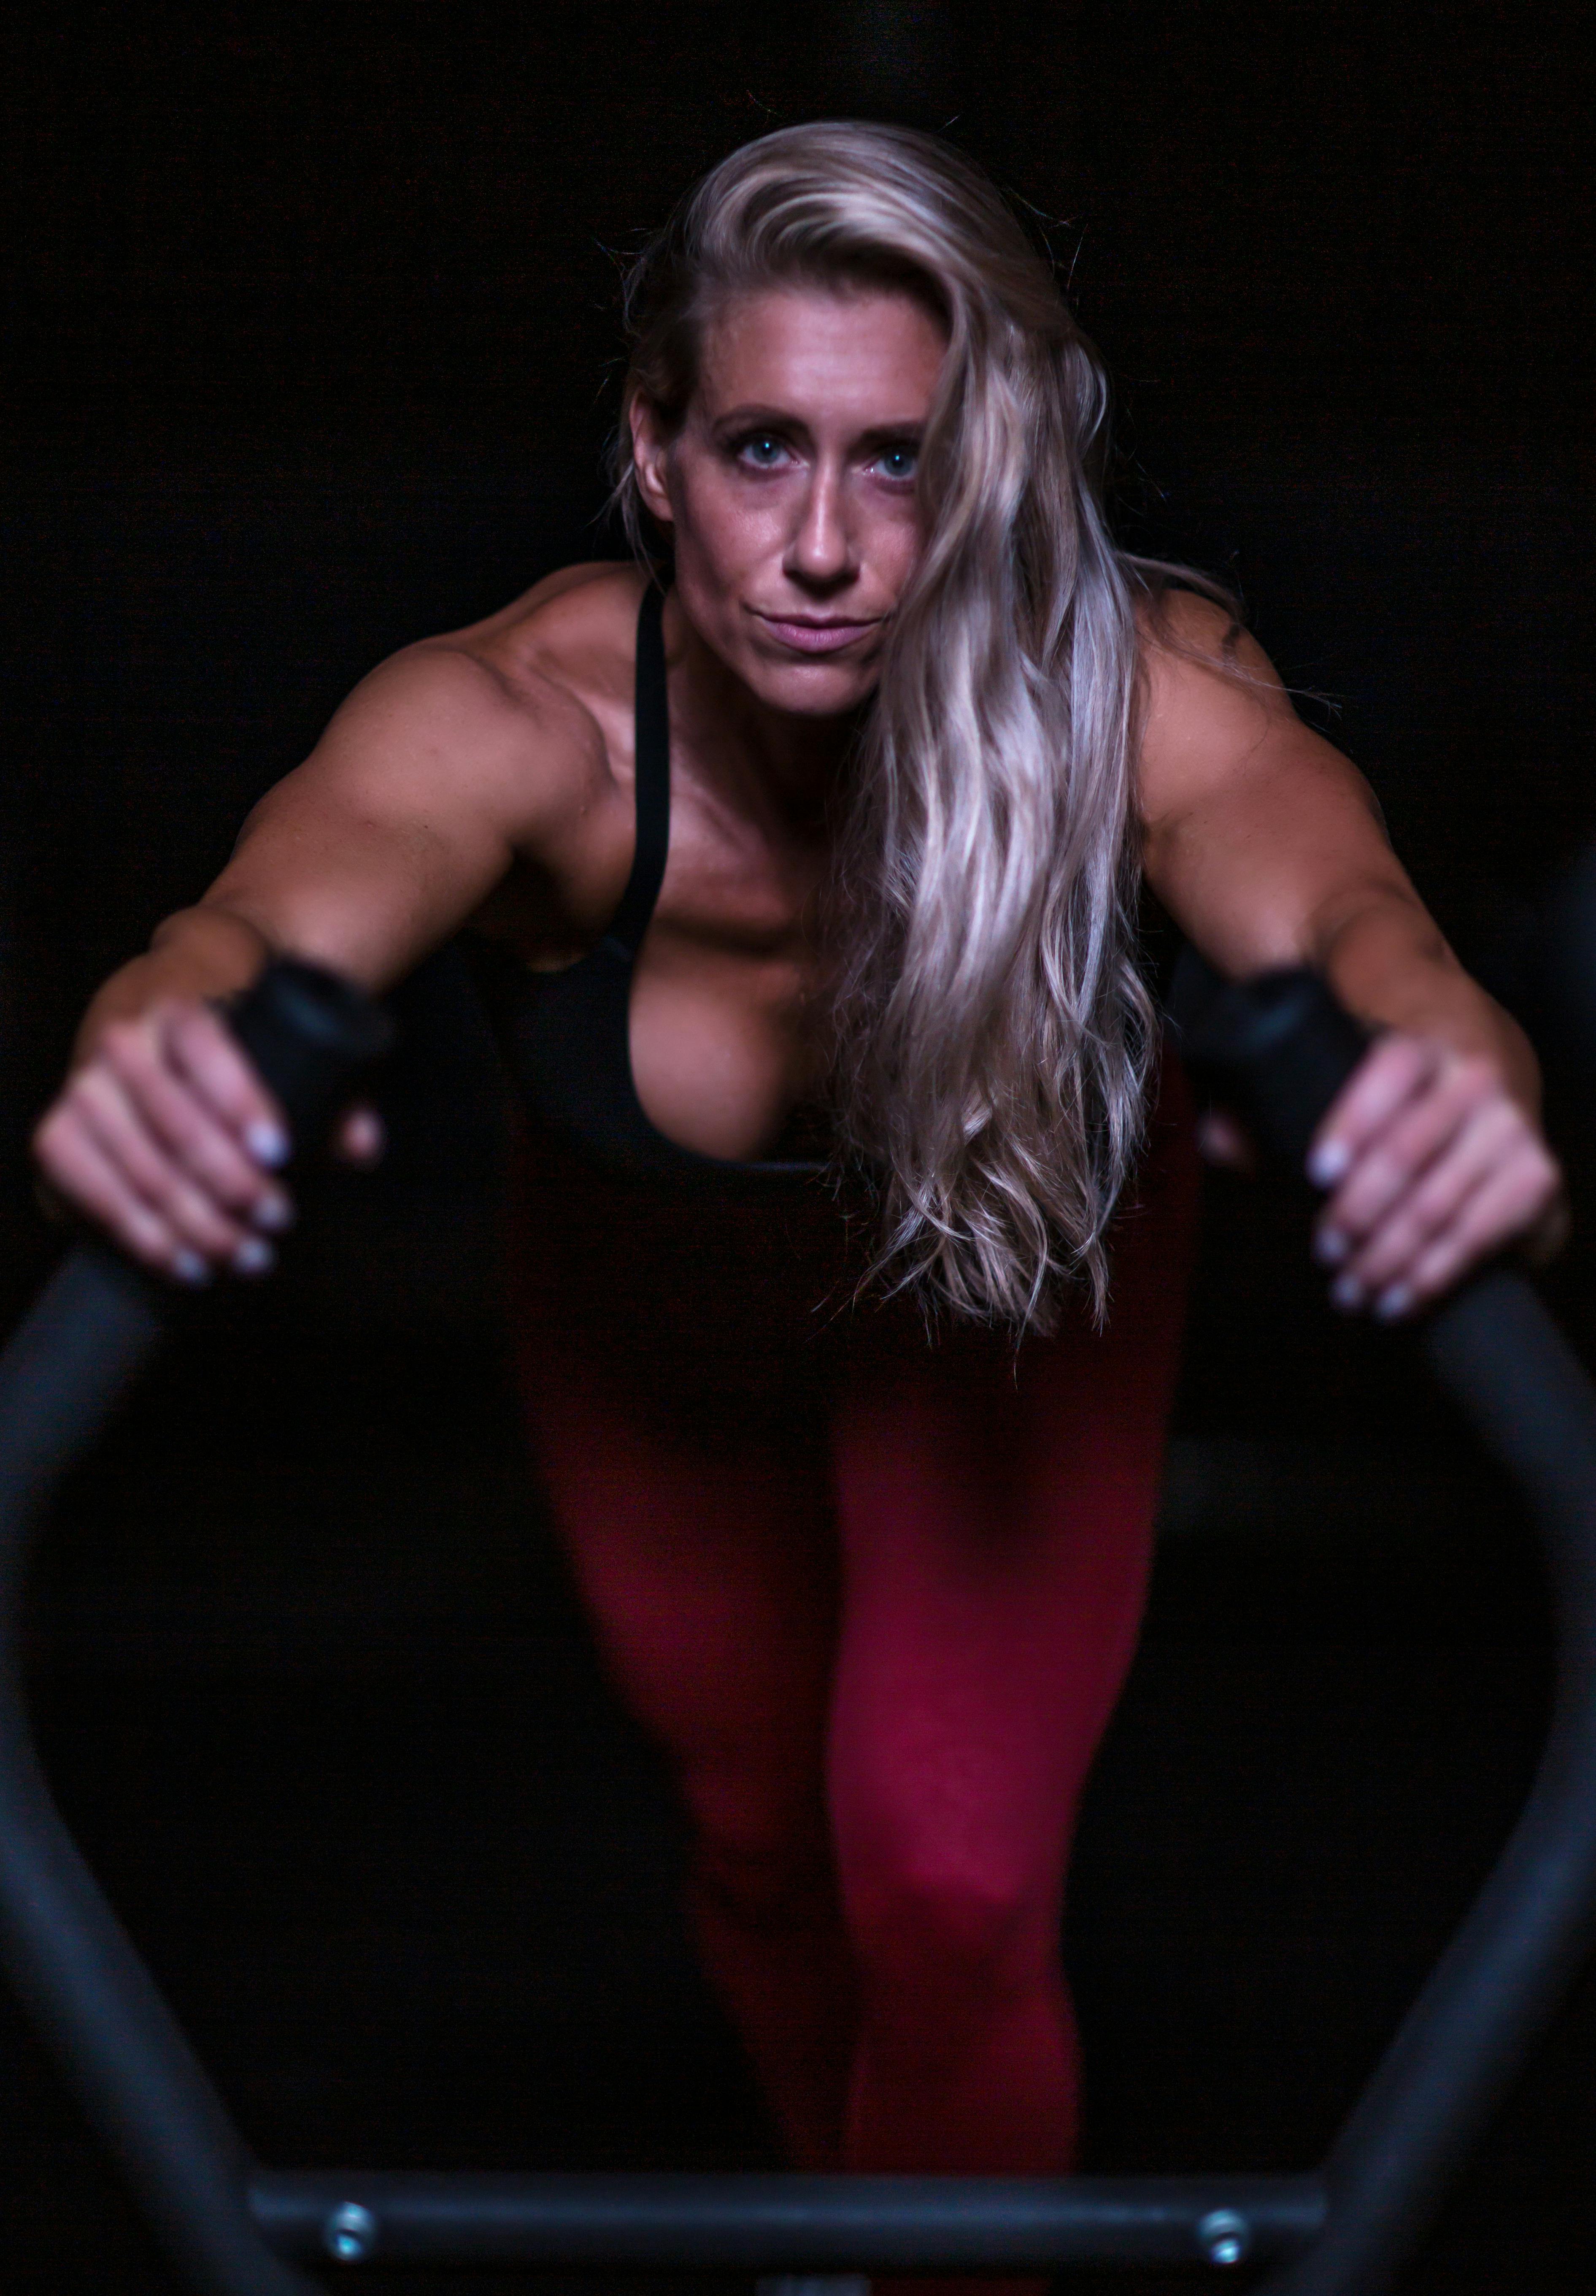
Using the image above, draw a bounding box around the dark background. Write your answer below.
[3,5,1595,2291]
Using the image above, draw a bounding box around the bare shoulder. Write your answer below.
[450,558,648,721]
[1134,583,1326,826]
[297,560,647,844]
[1136,585,1291,722]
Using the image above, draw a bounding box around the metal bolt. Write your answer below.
[1198,2208,1251,2268]
[324,2201,377,2263]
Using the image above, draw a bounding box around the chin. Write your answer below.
[746,653,877,717]
[730,624,883,714]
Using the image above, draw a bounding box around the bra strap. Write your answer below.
[606,584,671,957]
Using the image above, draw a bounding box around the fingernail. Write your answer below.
[231,1235,276,1278]
[1314,1226,1349,1266]
[1330,1271,1365,1312]
[173,1250,212,1287]
[1374,1283,1414,1322]
[251,1193,294,1233]
[245,1121,290,1170]
[1307,1140,1350,1188]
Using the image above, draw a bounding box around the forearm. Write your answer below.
[71,903,273,1068]
[1313,887,1541,1114]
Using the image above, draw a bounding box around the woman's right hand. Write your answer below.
[33,998,310,1284]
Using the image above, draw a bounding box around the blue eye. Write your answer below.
[738,434,788,467]
[875,444,918,481]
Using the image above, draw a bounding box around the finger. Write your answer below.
[32,1106,208,1282]
[1332,1098,1520,1299]
[100,1019,293,1226]
[332,1104,386,1166]
[1313,1052,1497,1261]
[71,1068,258,1263]
[1307,1035,1439,1188]
[163,1002,292,1169]
[1323,1072,1509,1268]
[1391,1153,1565,1313]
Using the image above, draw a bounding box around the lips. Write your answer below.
[755,614,880,657]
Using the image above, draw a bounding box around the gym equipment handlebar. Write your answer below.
[0,963,392,2296]
[0,957,1594,2293]
[1178,960,1596,2294]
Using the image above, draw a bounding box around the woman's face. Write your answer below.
[632,281,948,719]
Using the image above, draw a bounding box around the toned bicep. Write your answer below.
[197,646,605,990]
[1136,600,1426,979]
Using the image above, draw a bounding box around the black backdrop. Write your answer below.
[3,8,1596,2292]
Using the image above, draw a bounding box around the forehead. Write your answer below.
[694,282,948,425]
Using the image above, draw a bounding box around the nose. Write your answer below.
[784,459,856,592]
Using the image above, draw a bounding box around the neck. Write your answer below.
[667,594,860,825]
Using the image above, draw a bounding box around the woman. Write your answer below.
[33,121,1559,2286]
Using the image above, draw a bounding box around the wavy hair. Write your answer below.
[611,121,1182,1331]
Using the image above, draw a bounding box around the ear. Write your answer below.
[629,395,675,528]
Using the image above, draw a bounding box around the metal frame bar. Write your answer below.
[4,968,1596,2293]
[7,1267,1596,2296]
[246,2170,1328,2274]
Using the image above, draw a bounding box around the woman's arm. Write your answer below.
[1137,593,1563,1317]
[34,640,616,1282]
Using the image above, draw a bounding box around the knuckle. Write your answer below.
[1375,1221,1420,1274]
[1347,1156,1402,1218]
[173,1003,236,1074]
[1452,1052,1497,1095]
[168,997,217,1037]
[1374,1031,1423,1070]
[1388,1035,1437,1087]
[139,1166,186,1219]
[1395,1103,1450,1163]
[155,1093,204,1150]
[100,1017,150,1069]
[73,1064,121,1120]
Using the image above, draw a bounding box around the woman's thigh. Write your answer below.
[508,1140,856,1857]
[527,1367,839,1825]
[826,1081,1201,1952]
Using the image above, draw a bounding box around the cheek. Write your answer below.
[664,481,766,652]
[866,495,926,592]
[667,459,771,567]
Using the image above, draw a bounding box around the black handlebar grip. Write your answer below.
[223,960,394,1160]
[1170,948,1370,1175]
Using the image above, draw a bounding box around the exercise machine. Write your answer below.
[2,961,1594,2292]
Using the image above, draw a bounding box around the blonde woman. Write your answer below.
[33,123,1559,2288]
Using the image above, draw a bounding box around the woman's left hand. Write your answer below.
[1306,1034,1566,1319]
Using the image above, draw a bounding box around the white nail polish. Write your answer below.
[251,1193,294,1233]
[173,1250,212,1287]
[232,1235,276,1277]
[1314,1227,1349,1266]
[1330,1271,1364,1312]
[1375,1283,1413,1322]
[245,1121,290,1169]
[1307,1140,1350,1188]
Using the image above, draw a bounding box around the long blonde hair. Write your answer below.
[612,121,1167,1331]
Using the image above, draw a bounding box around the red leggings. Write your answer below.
[510,1069,1199,2284]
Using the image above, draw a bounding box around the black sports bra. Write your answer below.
[477,585,827,1186]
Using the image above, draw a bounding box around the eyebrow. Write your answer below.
[853,422,926,451]
[709,406,927,449]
